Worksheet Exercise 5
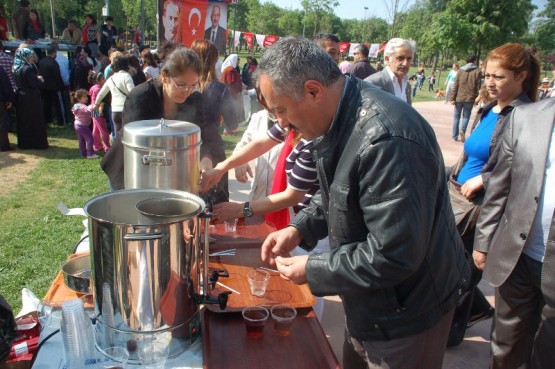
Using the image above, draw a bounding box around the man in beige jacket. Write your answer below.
[450,54,482,142]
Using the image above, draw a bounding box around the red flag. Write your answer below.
[378,41,387,53]
[265,130,295,230]
[177,0,209,47]
[263,35,279,47]
[339,42,350,53]
[364,42,370,48]
[243,32,254,49]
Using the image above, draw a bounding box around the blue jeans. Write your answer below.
[452,102,473,139]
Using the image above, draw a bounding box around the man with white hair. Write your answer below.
[364,37,415,105]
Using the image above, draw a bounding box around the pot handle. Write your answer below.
[123,232,163,241]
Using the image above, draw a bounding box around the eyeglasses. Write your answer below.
[170,76,199,92]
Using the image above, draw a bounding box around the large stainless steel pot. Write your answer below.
[122,119,201,192]
[83,189,228,361]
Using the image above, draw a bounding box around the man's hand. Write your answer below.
[5,102,12,110]
[473,250,487,271]
[461,175,484,200]
[275,255,309,284]
[212,201,242,222]
[261,226,303,266]
[234,164,253,183]
[199,167,224,193]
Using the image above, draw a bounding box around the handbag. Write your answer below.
[448,179,482,237]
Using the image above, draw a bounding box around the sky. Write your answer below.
[266,0,548,21]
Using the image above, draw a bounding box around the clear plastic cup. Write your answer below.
[242,306,269,339]
[224,218,238,232]
[137,341,169,369]
[270,304,297,336]
[97,346,130,368]
[247,269,270,297]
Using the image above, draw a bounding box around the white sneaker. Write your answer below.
[87,154,99,159]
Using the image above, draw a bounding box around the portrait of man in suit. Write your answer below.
[161,0,180,41]
[204,4,227,55]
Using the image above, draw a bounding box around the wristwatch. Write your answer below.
[243,202,253,217]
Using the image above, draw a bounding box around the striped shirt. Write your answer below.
[267,123,319,213]
[0,51,15,90]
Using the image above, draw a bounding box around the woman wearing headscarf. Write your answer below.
[221,54,243,123]
[191,39,239,204]
[13,48,47,149]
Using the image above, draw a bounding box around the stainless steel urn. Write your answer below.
[122,119,201,192]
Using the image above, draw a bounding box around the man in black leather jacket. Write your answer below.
[258,37,469,369]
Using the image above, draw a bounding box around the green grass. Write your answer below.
[0,124,244,313]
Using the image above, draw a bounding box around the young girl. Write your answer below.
[88,71,111,152]
[71,89,98,159]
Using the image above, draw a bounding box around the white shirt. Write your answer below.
[96,71,135,112]
[55,52,70,86]
[524,124,555,262]
[233,110,284,202]
[385,66,408,103]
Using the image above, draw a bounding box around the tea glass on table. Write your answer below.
[224,218,238,232]
[242,306,269,339]
[270,304,297,336]
[247,269,270,297]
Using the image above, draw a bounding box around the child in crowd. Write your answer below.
[88,71,111,152]
[474,85,491,109]
[428,72,436,92]
[71,89,98,159]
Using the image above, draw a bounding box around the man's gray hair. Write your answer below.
[256,37,342,101]
[384,38,416,58]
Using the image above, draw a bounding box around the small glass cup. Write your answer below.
[247,269,270,297]
[270,304,297,336]
[224,218,238,232]
[137,341,169,369]
[242,306,269,339]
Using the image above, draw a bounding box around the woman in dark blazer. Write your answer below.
[101,47,212,190]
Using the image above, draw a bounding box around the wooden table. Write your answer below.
[203,221,340,369]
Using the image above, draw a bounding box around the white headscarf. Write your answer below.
[221,54,238,73]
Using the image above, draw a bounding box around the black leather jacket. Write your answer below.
[291,76,469,341]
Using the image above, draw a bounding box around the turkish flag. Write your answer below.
[243,32,254,49]
[176,0,208,47]
[263,35,278,47]
[339,42,350,53]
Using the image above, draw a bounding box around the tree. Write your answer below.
[382,0,411,39]
[301,0,339,36]
[442,0,535,59]
[535,0,555,53]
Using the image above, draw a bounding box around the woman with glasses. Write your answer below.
[191,39,239,204]
[101,47,207,190]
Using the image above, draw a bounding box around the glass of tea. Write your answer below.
[270,304,297,336]
[242,305,269,339]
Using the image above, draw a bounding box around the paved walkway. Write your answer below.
[228,100,492,368]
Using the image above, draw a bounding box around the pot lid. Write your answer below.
[122,119,201,150]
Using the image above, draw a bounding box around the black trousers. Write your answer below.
[41,89,66,125]
[447,228,493,347]
[0,102,10,150]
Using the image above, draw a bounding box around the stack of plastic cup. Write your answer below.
[60,298,98,369]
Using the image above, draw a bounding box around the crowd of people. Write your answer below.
[0,5,554,366]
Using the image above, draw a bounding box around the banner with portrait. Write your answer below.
[158,0,231,54]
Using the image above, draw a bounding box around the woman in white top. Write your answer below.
[95,54,135,136]
[142,51,159,80]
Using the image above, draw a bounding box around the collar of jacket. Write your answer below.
[312,75,363,156]
[477,92,532,120]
